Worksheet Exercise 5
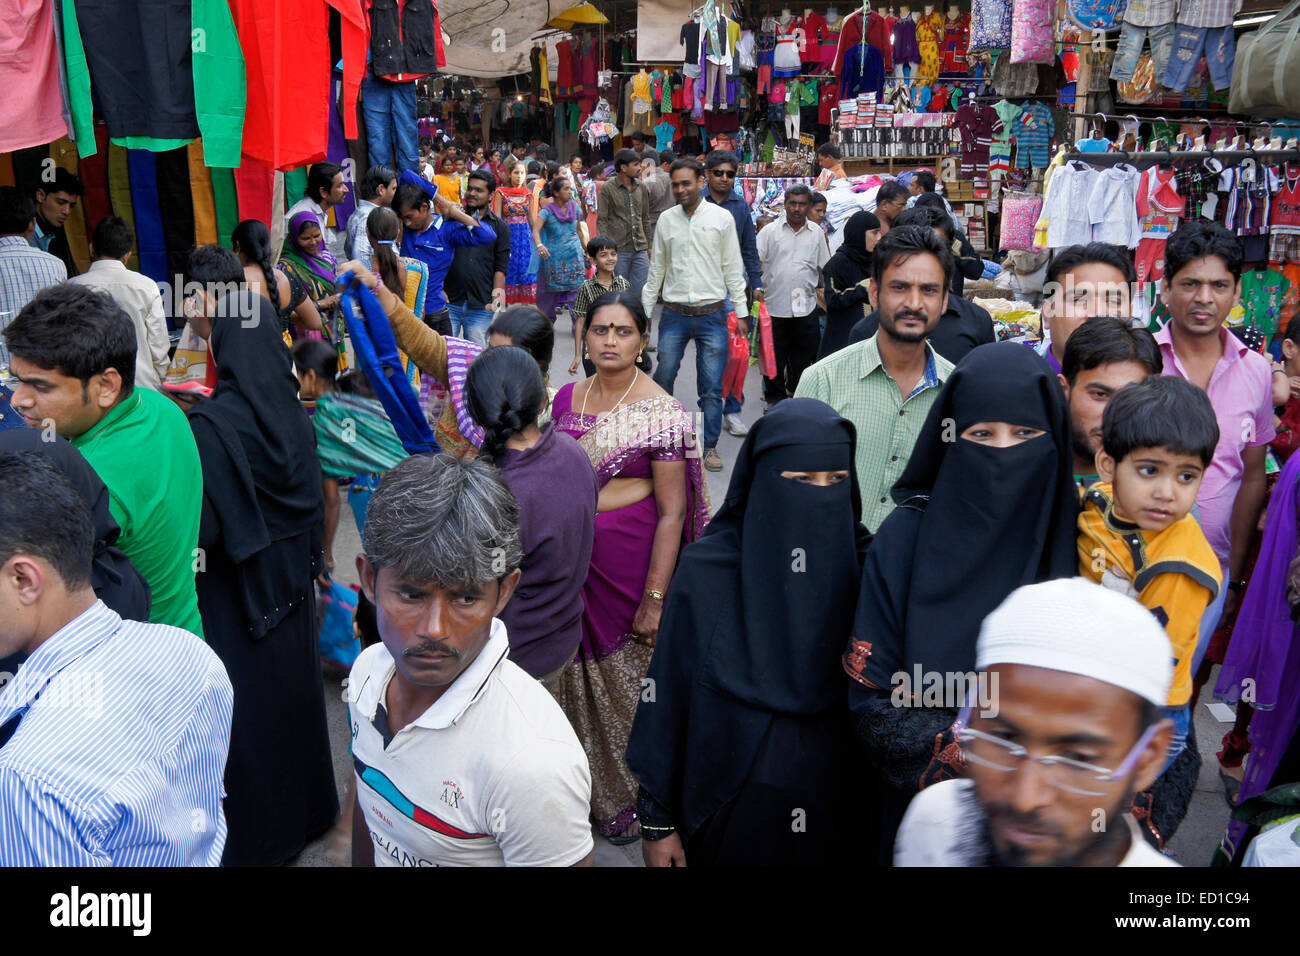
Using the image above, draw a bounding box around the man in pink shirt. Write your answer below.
[1154,223,1273,624]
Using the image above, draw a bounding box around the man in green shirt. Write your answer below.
[796,226,956,532]
[4,284,204,638]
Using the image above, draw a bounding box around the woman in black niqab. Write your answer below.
[187,291,338,866]
[626,398,870,866]
[818,210,880,360]
[842,341,1079,862]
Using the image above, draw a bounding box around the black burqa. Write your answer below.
[0,431,151,675]
[626,398,871,865]
[818,211,878,360]
[844,342,1079,862]
[188,292,338,866]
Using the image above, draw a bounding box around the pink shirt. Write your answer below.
[1155,324,1275,570]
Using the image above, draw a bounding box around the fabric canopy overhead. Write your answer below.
[436,0,557,76]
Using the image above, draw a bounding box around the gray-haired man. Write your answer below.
[349,454,594,867]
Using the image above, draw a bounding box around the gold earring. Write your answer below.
[638,350,644,360]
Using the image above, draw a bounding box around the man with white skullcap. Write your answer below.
[895,578,1179,867]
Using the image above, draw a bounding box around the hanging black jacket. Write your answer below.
[369,0,443,80]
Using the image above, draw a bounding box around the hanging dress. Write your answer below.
[893,16,921,66]
[915,12,945,85]
[774,21,803,78]
[1135,167,1185,288]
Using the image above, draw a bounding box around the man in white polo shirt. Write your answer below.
[349,454,594,867]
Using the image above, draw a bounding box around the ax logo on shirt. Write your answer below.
[440,780,465,810]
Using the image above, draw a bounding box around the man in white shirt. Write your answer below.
[756,183,829,406]
[69,216,171,389]
[350,454,594,867]
[643,157,748,473]
[285,162,349,259]
[345,164,397,265]
[895,578,1179,868]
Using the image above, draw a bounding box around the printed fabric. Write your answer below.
[999,191,1043,250]
[970,0,1013,51]
[1010,0,1056,63]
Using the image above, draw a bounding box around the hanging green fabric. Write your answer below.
[284,168,309,207]
[210,166,239,251]
[59,0,96,158]
[191,0,247,168]
[106,143,140,271]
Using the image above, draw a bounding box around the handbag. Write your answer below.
[317,580,361,670]
[757,302,777,379]
[723,311,749,400]
[1229,0,1300,118]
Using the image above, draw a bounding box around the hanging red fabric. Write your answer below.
[230,0,331,171]
[234,159,276,229]
[330,0,370,139]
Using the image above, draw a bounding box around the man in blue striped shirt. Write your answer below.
[0,452,233,866]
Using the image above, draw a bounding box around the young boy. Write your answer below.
[570,234,630,376]
[1077,375,1222,765]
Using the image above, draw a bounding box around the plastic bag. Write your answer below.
[318,580,361,670]
[723,312,749,400]
[757,302,777,379]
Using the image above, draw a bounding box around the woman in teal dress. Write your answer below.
[531,175,587,324]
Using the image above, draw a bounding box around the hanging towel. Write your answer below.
[155,147,197,284]
[188,141,220,247]
[127,149,169,284]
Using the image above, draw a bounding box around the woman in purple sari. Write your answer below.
[1213,449,1300,861]
[552,291,711,841]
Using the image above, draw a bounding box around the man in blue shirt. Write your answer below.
[704,150,763,438]
[393,170,498,334]
[0,452,232,865]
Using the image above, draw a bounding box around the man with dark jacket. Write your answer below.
[704,150,763,437]
[31,168,82,277]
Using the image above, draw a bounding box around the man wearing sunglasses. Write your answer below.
[704,150,763,438]
[895,578,1178,867]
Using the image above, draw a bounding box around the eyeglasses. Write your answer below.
[710,169,737,178]
[953,696,1162,797]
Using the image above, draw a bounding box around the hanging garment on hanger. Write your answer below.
[1268,164,1300,267]
[914,11,945,84]
[893,15,922,67]
[63,0,247,165]
[1,0,68,152]
[971,0,1013,51]
[774,18,803,77]
[1011,101,1054,169]
[940,14,971,74]
[841,42,886,98]
[1135,166,1185,287]
[1092,165,1142,247]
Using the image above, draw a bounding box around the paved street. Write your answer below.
[292,318,1234,867]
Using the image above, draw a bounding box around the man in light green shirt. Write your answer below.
[5,284,204,638]
[796,226,957,532]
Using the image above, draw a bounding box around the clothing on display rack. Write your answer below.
[1011,101,1055,169]
[1135,165,1185,286]
[774,16,804,78]
[940,13,971,74]
[915,11,945,85]
[842,40,887,99]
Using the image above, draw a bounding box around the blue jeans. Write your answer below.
[722,295,744,415]
[1163,25,1235,92]
[362,75,418,175]
[447,301,492,346]
[1110,21,1175,83]
[653,306,727,449]
[615,250,649,304]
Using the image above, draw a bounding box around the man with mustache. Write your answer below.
[845,208,993,366]
[1154,222,1273,625]
[795,226,956,533]
[350,454,594,867]
[895,578,1179,867]
[1057,317,1162,488]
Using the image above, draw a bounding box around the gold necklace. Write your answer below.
[581,369,639,420]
